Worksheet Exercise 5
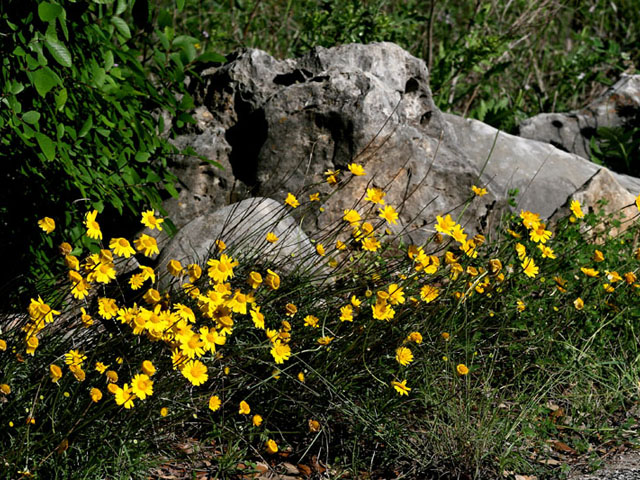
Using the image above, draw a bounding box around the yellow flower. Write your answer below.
[167,259,184,276]
[537,244,556,259]
[317,336,334,346]
[391,379,411,396]
[215,239,226,251]
[106,370,118,383]
[378,205,399,225]
[395,347,414,366]
[339,305,353,322]
[139,265,156,283]
[0,339,6,351]
[85,210,102,240]
[529,224,552,243]
[471,185,487,196]
[593,250,605,262]
[181,360,208,386]
[297,372,305,383]
[265,439,278,454]
[365,187,386,205]
[90,388,102,403]
[64,349,86,366]
[207,254,238,283]
[515,243,527,260]
[420,285,439,303]
[570,200,585,219]
[270,341,291,364]
[59,242,72,255]
[309,192,320,202]
[65,254,79,270]
[209,395,221,412]
[347,163,365,176]
[134,234,159,257]
[114,384,136,409]
[441,332,450,341]
[131,374,153,400]
[574,297,584,310]
[187,263,202,282]
[407,332,423,344]
[109,238,136,257]
[160,407,169,417]
[456,364,469,375]
[435,214,456,235]
[521,257,539,278]
[252,414,263,427]
[308,419,321,432]
[129,273,145,290]
[49,364,63,383]
[520,210,541,230]
[284,193,300,208]
[38,217,55,234]
[95,362,109,374]
[239,400,251,415]
[0,384,11,395]
[143,288,161,305]
[517,300,526,312]
[141,210,164,231]
[28,296,60,323]
[266,232,279,243]
[324,169,339,185]
[343,209,361,225]
[265,269,280,290]
[581,267,599,278]
[304,315,319,328]
[361,236,381,252]
[316,243,326,256]
[335,240,347,250]
[451,224,467,244]
[69,271,89,299]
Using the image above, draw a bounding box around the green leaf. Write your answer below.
[116,0,127,15]
[164,181,179,198]
[176,0,185,11]
[38,2,63,22]
[111,17,131,40]
[22,111,41,125]
[78,117,93,138]
[55,88,68,110]
[45,36,72,67]
[32,67,61,97]
[35,132,56,161]
[104,50,114,70]
[195,52,226,64]
[135,152,150,163]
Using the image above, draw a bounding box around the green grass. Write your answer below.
[2,168,640,478]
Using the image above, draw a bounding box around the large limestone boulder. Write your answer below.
[518,74,640,160]
[166,42,640,248]
[156,197,318,289]
[442,113,640,219]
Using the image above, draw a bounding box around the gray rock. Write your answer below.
[156,197,319,289]
[443,113,640,219]
[518,74,640,159]
[167,43,640,249]
[569,449,640,480]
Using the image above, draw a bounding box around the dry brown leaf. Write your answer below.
[538,458,562,466]
[514,475,538,480]
[297,464,312,476]
[549,439,577,455]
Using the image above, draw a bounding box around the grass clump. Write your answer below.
[2,163,640,479]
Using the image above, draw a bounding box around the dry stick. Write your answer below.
[426,0,437,73]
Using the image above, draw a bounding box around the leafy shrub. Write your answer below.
[0,0,223,310]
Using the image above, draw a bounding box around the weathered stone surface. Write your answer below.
[167,43,640,251]
[518,74,640,159]
[179,42,501,244]
[552,168,639,239]
[443,113,640,219]
[156,197,318,289]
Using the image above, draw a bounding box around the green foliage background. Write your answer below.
[0,0,224,309]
